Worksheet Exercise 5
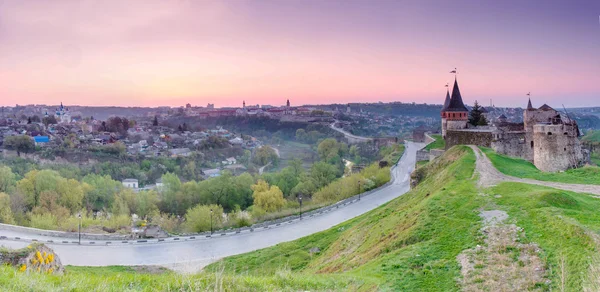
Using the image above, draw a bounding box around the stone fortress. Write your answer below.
[441,78,588,172]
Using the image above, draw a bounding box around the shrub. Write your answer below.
[28,213,58,230]
[184,204,224,233]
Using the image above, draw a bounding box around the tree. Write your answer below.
[184,204,224,233]
[42,115,57,126]
[238,150,252,166]
[0,166,16,193]
[82,174,122,211]
[253,146,279,166]
[0,192,15,224]
[105,116,130,135]
[251,180,285,212]
[468,100,488,126]
[4,135,35,156]
[158,173,182,214]
[295,129,307,142]
[317,138,346,163]
[310,161,339,188]
[153,116,159,126]
[290,176,317,198]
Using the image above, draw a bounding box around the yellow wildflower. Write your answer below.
[36,266,40,272]
[47,268,54,274]
[31,258,38,265]
[19,265,26,272]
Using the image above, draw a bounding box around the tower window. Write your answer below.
[531,141,534,148]
[547,132,552,135]
[564,148,567,151]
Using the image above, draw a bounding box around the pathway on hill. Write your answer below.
[469,146,600,196]
[1,141,426,272]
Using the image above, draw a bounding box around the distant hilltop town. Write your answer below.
[441,78,589,172]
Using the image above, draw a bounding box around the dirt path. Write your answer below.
[469,146,600,196]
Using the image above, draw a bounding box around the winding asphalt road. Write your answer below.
[1,141,424,272]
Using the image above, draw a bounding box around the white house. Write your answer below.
[222,157,237,165]
[122,178,139,189]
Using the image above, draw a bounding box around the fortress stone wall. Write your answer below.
[533,124,583,172]
[445,130,493,149]
[491,131,527,159]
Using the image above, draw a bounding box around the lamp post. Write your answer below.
[298,195,303,220]
[358,180,361,201]
[78,213,82,245]
[210,208,213,235]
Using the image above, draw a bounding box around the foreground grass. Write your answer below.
[212,146,600,290]
[480,146,600,185]
[488,182,600,290]
[5,145,600,290]
[0,265,359,291]
[208,146,482,290]
[424,134,445,151]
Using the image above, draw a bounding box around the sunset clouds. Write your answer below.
[0,0,598,107]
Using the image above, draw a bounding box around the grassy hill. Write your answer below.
[480,147,600,185]
[582,130,600,143]
[424,134,445,151]
[3,146,600,290]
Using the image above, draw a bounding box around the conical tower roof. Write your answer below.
[441,89,451,112]
[446,78,469,112]
[527,98,534,110]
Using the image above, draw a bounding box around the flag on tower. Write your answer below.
[527,92,531,96]
[450,69,457,74]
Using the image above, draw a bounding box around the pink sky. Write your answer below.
[0,0,599,108]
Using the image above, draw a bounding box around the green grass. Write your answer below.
[0,264,357,291]
[488,182,600,291]
[479,146,600,185]
[582,130,600,143]
[424,134,445,151]
[592,152,600,166]
[5,145,600,290]
[208,146,482,290]
[416,160,429,168]
[381,144,405,165]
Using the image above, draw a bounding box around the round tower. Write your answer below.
[533,123,583,172]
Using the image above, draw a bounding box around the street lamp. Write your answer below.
[210,208,213,235]
[298,195,303,219]
[77,213,82,245]
[358,180,362,201]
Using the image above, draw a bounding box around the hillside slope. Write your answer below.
[3,146,600,291]
[209,146,600,291]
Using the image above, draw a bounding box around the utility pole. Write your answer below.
[358,180,361,200]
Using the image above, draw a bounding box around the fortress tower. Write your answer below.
[441,78,469,136]
[533,122,583,172]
